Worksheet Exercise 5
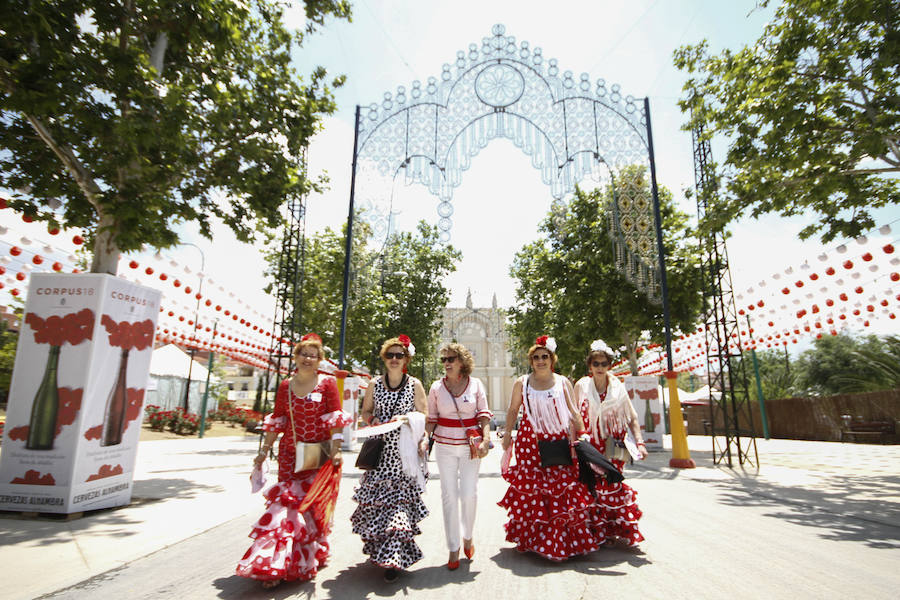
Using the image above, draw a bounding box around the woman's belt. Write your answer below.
[437,417,479,428]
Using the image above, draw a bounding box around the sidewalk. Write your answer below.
[1,433,898,599]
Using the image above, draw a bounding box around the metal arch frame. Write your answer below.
[338,24,674,371]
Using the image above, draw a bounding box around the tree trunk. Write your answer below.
[90,212,120,274]
[623,330,639,375]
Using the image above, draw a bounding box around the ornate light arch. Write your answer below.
[353,24,658,298]
[338,25,670,367]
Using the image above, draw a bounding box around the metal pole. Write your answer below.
[645,97,694,468]
[746,316,770,439]
[180,243,204,412]
[198,321,217,438]
[338,105,362,370]
[783,341,790,379]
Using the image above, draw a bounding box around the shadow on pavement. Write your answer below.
[212,574,314,600]
[0,477,222,547]
[706,472,900,549]
[490,546,650,577]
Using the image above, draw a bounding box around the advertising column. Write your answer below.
[622,375,664,451]
[0,273,160,514]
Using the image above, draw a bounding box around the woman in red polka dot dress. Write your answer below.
[236,334,352,589]
[574,339,646,547]
[498,335,601,560]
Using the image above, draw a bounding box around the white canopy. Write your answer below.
[149,343,216,382]
[658,384,720,407]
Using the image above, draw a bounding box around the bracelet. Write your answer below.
[331,432,344,441]
[365,414,375,425]
[637,442,646,447]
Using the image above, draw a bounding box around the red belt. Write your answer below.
[437,417,479,428]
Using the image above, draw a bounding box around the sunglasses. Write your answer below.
[296,353,319,360]
[532,354,551,361]
[384,351,407,360]
[592,360,610,368]
[440,356,458,363]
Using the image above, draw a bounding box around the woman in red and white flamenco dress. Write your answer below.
[498,335,602,560]
[236,334,352,589]
[574,339,646,547]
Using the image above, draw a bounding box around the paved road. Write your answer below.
[42,440,900,600]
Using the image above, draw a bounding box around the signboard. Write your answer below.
[0,273,160,513]
[622,375,664,450]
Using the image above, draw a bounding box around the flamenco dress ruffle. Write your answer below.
[498,418,601,560]
[236,408,352,582]
[590,437,644,546]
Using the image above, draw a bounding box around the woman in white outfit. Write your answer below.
[426,343,492,571]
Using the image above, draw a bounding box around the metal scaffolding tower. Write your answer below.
[692,119,759,468]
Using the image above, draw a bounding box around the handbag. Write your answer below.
[525,376,573,468]
[355,436,385,470]
[288,382,332,473]
[446,378,483,460]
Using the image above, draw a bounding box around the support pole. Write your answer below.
[198,322,217,438]
[338,105,362,370]
[645,97,694,468]
[746,316,770,439]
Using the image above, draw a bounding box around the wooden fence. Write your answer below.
[683,388,900,442]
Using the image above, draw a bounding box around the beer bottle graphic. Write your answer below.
[26,345,61,450]
[101,349,130,446]
[644,396,655,433]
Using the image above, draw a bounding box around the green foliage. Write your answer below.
[0,0,351,271]
[0,321,19,405]
[675,0,900,243]
[265,218,460,373]
[735,348,796,402]
[793,333,900,395]
[507,169,704,378]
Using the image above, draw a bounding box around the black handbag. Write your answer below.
[524,376,573,468]
[537,438,573,467]
[355,436,385,470]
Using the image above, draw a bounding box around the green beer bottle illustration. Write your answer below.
[644,396,655,433]
[26,345,61,450]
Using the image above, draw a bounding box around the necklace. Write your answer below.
[592,375,608,399]
[383,373,407,392]
[442,376,469,398]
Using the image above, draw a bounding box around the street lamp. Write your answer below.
[180,242,205,413]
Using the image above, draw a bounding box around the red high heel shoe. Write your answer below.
[464,542,475,560]
[447,559,460,570]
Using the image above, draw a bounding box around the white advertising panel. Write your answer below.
[0,274,160,513]
[622,375,664,450]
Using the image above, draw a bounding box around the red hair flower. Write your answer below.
[301,332,322,344]
[396,334,415,356]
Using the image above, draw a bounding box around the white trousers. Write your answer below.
[434,442,482,552]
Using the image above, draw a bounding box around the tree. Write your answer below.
[733,348,796,403]
[264,218,460,373]
[674,0,900,242]
[0,0,351,273]
[507,168,704,379]
[793,332,900,395]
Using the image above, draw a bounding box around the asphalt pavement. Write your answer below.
[1,433,898,600]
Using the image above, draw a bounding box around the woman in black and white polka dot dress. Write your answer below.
[351,335,429,583]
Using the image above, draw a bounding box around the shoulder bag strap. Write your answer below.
[445,377,471,430]
[287,380,298,445]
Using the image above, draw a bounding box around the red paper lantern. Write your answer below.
[853,309,861,316]
[224,310,231,316]
[843,260,853,269]
[0,198,7,209]
[884,244,895,254]
[839,293,848,301]
[159,273,168,281]
[167,311,174,317]
[10,246,21,256]
[195,293,202,300]
[826,299,834,307]
[15,272,25,281]
[32,255,43,265]
[739,309,745,315]
[173,279,181,287]
[812,304,820,313]
[891,273,899,282]
[882,299,889,307]
[129,260,138,269]
[782,287,790,294]
[10,289,19,296]
[215,305,222,311]
[863,320,870,327]
[862,252,873,262]
[826,267,836,275]
[184,286,192,294]
[145,267,154,275]
[22,214,33,223]
[891,314,896,320]
[796,310,806,318]
[205,299,212,306]
[757,300,765,308]
[809,273,819,281]
[72,235,84,245]
[867,305,875,312]
[855,286,864,294]
[48,226,60,235]
[839,314,846,320]
[816,333,822,339]
[795,280,804,288]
